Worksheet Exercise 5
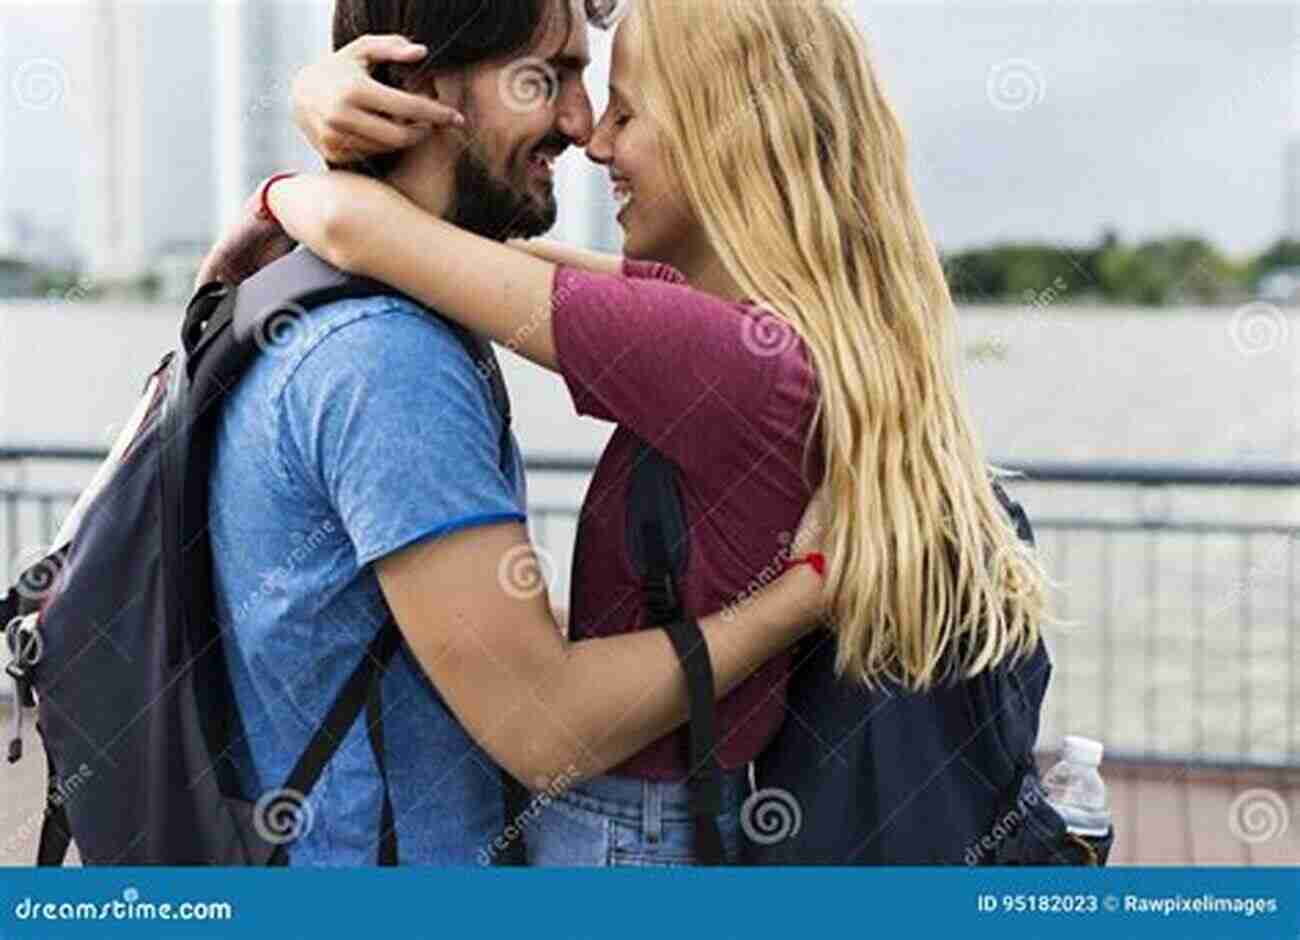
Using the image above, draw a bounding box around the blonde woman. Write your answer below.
[241,0,1047,865]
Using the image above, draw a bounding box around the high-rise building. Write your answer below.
[1286,135,1300,242]
[79,0,147,281]
[0,25,9,261]
[214,0,332,233]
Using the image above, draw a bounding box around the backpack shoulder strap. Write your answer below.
[624,443,724,864]
[188,250,513,471]
[625,443,690,622]
[992,477,1036,547]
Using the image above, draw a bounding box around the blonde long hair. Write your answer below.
[634,0,1049,690]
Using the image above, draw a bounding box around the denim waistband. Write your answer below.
[557,767,753,826]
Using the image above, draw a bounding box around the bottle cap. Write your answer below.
[1061,735,1104,766]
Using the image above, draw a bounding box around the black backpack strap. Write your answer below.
[991,476,1035,547]
[364,628,399,867]
[35,744,73,866]
[661,617,725,864]
[270,619,402,865]
[626,443,725,865]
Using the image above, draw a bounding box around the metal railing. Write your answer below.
[3,448,1297,771]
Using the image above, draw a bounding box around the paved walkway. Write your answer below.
[0,708,1294,866]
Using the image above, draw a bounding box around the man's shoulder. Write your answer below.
[252,292,483,397]
[300,293,473,363]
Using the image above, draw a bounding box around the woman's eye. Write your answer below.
[613,113,631,128]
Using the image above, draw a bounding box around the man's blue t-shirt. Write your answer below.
[209,291,526,866]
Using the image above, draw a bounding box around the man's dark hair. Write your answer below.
[332,0,568,177]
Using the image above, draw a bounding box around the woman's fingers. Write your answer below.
[195,216,295,289]
[342,33,427,67]
[294,36,464,164]
[346,77,465,128]
[338,35,464,126]
[329,107,435,155]
[793,486,831,554]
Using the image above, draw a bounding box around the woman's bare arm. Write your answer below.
[507,239,624,276]
[270,171,565,371]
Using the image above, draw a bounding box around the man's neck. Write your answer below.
[386,144,457,220]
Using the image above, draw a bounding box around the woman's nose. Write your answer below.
[586,119,613,166]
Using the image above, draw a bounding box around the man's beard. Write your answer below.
[450,139,557,242]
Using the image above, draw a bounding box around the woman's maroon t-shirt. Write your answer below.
[551,259,821,780]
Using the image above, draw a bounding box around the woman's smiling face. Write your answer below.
[584,14,704,266]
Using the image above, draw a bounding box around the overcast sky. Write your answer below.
[0,0,1295,260]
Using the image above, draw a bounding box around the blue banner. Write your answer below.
[0,867,1296,939]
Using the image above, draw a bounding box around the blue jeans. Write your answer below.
[525,769,751,867]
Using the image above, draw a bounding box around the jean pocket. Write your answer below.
[608,812,743,867]
[609,818,698,868]
[526,793,612,867]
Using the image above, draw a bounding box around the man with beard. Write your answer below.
[200,0,824,867]
[203,0,593,866]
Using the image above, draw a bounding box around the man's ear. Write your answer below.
[427,71,469,113]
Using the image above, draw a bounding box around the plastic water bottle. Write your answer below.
[1042,735,1111,837]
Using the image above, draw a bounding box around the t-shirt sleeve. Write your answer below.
[551,261,794,474]
[278,300,525,567]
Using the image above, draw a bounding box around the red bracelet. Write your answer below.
[782,553,826,578]
[256,172,299,225]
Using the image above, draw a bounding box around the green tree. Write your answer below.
[1250,239,1300,287]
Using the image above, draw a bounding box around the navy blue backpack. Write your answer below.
[628,450,1114,866]
[1,249,526,865]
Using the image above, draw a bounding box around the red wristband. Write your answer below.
[256,172,298,226]
[782,552,826,578]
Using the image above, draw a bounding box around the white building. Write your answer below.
[78,0,147,282]
[1287,135,1300,242]
[214,0,333,233]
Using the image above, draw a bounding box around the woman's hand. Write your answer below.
[293,35,465,166]
[195,189,296,289]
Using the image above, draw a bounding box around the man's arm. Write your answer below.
[376,521,821,787]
